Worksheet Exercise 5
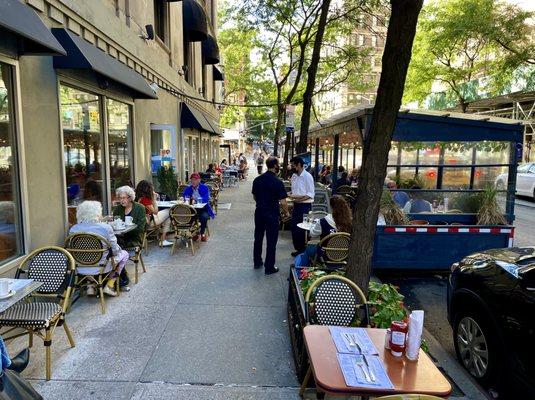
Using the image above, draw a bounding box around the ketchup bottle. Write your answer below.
[389,321,408,357]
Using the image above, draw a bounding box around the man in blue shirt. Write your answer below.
[252,157,290,275]
[386,181,409,208]
[183,173,214,242]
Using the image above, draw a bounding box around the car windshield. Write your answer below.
[517,164,532,173]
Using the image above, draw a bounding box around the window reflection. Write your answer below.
[107,99,132,200]
[0,63,22,262]
[60,86,104,222]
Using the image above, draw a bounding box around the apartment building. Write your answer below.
[0,0,223,272]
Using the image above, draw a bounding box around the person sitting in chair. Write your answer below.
[69,201,129,296]
[135,180,173,247]
[403,186,432,213]
[182,173,215,242]
[293,196,352,268]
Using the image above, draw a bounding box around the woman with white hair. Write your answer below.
[69,201,129,296]
[112,186,146,249]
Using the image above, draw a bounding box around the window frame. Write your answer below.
[153,0,170,46]
[0,55,30,272]
[57,78,135,231]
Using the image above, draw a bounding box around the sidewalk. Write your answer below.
[12,171,302,399]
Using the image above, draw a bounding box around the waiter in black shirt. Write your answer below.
[252,156,290,275]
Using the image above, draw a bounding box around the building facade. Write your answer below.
[0,0,222,272]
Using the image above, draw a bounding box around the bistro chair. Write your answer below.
[206,182,220,214]
[169,204,200,255]
[308,211,328,221]
[311,203,329,213]
[143,214,162,255]
[299,275,370,396]
[0,247,76,381]
[310,232,351,270]
[177,184,188,199]
[123,244,146,284]
[336,185,352,195]
[64,232,118,314]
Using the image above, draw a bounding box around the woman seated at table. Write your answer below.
[294,195,352,268]
[69,201,128,297]
[112,186,146,248]
[135,180,173,247]
[238,160,247,180]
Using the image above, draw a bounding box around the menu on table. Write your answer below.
[329,326,394,390]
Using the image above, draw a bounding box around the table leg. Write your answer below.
[299,365,312,397]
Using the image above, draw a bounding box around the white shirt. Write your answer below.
[290,169,315,203]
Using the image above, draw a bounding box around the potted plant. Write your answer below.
[477,185,506,225]
[380,189,409,225]
[156,166,178,200]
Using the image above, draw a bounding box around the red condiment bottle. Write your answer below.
[389,321,408,357]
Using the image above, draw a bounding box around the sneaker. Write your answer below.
[103,286,118,297]
[86,285,96,296]
[201,235,208,242]
[161,240,174,247]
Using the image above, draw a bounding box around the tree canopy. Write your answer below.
[403,0,534,111]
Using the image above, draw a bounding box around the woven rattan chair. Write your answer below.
[123,244,146,284]
[206,182,219,214]
[143,214,161,255]
[311,203,329,213]
[311,232,351,270]
[336,185,353,195]
[177,184,188,199]
[64,233,118,314]
[169,204,200,255]
[299,275,370,396]
[0,247,76,380]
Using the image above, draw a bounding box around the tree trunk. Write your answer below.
[345,0,423,296]
[282,127,292,178]
[297,0,332,155]
[273,103,285,156]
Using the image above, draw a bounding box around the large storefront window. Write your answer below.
[107,99,132,200]
[60,85,133,224]
[0,63,23,262]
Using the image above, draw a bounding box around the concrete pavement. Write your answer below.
[10,173,301,399]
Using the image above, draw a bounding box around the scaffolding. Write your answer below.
[462,91,535,162]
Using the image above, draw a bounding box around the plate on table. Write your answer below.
[0,290,16,300]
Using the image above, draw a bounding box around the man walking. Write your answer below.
[256,152,265,174]
[252,157,290,275]
[289,156,315,256]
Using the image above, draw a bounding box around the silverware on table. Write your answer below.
[355,355,372,382]
[363,355,376,382]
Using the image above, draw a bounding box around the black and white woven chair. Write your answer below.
[0,246,76,381]
[169,204,200,255]
[64,232,118,314]
[299,275,369,396]
[310,232,351,270]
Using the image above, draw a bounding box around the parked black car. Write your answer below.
[447,247,535,396]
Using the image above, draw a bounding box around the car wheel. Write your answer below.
[453,309,501,385]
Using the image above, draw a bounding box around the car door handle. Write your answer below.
[527,287,535,291]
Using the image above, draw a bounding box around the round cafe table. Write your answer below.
[297,222,314,243]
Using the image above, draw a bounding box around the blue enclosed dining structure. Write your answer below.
[307,106,524,270]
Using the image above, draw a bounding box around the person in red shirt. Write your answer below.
[134,180,173,246]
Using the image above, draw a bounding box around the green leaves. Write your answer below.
[404,0,534,109]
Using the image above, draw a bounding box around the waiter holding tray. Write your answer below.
[288,156,315,256]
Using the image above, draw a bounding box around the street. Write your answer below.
[378,197,535,399]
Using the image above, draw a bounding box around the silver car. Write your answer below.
[495,163,535,200]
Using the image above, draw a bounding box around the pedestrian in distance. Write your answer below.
[256,152,265,174]
[252,156,290,275]
[288,156,315,256]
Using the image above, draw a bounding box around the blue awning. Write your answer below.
[52,28,157,99]
[0,0,66,56]
[202,31,219,65]
[213,66,224,81]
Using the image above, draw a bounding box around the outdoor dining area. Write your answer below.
[282,106,525,398]
[0,173,224,382]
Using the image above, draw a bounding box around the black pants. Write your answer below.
[292,202,312,252]
[257,165,263,174]
[197,208,210,235]
[253,209,279,271]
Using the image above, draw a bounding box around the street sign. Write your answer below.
[286,104,295,129]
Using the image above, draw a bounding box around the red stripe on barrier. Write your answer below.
[407,227,417,233]
[449,227,459,233]
[469,228,479,233]
[490,228,501,234]
[384,227,396,233]
[509,228,515,238]
[427,227,437,233]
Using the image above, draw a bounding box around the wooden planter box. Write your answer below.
[287,267,311,383]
